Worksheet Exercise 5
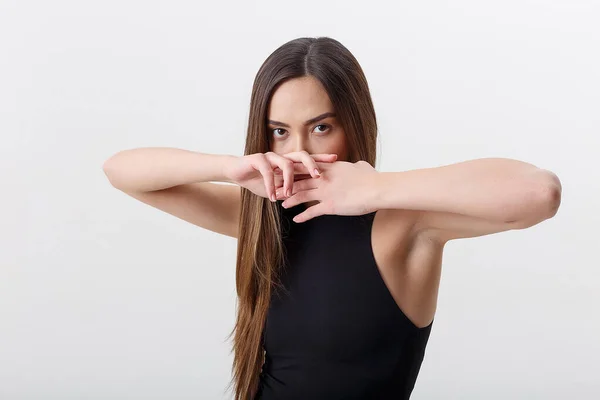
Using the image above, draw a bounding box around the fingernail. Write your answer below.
[314,169,320,176]
[271,194,276,202]
[286,189,291,197]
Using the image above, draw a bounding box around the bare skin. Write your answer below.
[268,76,437,328]
[107,77,556,330]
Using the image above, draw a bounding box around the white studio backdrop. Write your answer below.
[1,0,598,399]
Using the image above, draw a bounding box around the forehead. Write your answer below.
[267,76,334,119]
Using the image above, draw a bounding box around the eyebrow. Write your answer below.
[267,112,336,128]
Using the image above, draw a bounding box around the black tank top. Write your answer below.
[254,201,433,400]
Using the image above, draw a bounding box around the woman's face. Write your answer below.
[267,76,349,162]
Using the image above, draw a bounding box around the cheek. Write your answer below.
[270,141,288,155]
[331,134,349,160]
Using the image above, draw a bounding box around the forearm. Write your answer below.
[371,158,561,223]
[102,147,237,192]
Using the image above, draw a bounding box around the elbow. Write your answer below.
[511,170,562,229]
[102,158,114,182]
[540,170,562,219]
[102,155,122,189]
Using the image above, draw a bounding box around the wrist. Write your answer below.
[367,171,386,212]
[219,154,238,184]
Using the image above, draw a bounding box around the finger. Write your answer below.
[292,201,328,223]
[273,163,315,176]
[297,151,323,179]
[280,163,328,175]
[282,188,319,209]
[274,174,285,188]
[275,173,312,183]
[313,161,336,172]
[281,152,337,176]
[253,155,276,202]
[306,153,338,162]
[278,160,334,175]
[273,174,308,190]
[275,177,318,199]
[273,152,313,180]
[282,151,337,162]
[265,152,295,197]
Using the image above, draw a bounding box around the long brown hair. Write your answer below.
[226,36,379,399]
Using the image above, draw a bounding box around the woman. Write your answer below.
[103,37,562,399]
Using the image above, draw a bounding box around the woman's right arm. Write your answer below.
[102,147,242,238]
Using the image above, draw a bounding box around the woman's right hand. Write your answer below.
[224,151,338,202]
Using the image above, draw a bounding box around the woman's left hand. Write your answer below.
[275,160,380,222]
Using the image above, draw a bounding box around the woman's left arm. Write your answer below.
[370,158,562,243]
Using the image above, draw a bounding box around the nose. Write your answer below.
[292,134,311,155]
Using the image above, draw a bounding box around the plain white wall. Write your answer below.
[1,0,598,399]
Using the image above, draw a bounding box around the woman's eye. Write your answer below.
[314,124,330,133]
[270,125,329,138]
